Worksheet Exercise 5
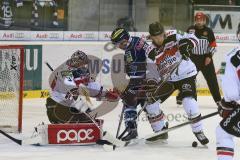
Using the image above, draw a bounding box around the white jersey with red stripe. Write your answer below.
[48,60,102,108]
[221,46,240,102]
[154,30,199,81]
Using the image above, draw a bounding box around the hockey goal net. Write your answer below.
[0,45,24,133]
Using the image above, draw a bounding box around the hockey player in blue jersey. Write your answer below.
[110,28,169,141]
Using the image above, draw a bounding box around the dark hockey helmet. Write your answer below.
[111,27,130,45]
[67,50,89,68]
[149,22,164,36]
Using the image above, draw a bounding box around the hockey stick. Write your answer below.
[144,111,219,141]
[117,58,183,140]
[117,102,147,140]
[0,130,22,145]
[113,111,219,148]
[113,105,125,150]
[0,129,44,146]
[45,61,53,71]
[82,112,125,148]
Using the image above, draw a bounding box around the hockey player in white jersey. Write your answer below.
[110,27,172,142]
[147,22,209,145]
[46,50,119,124]
[216,28,240,160]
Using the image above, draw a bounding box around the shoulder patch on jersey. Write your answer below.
[176,30,185,36]
[61,70,72,77]
[125,51,133,63]
[227,47,240,56]
[166,30,177,37]
[203,31,208,36]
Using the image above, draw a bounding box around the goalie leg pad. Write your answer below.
[33,121,103,145]
[220,107,240,137]
[46,98,91,124]
[145,101,165,132]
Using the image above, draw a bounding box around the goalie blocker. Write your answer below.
[32,120,103,145]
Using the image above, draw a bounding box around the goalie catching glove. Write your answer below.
[178,38,194,60]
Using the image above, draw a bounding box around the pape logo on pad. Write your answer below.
[57,129,94,143]
[48,123,102,145]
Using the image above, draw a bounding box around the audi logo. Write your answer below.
[49,33,59,39]
[15,33,24,38]
[57,129,94,143]
[84,33,95,39]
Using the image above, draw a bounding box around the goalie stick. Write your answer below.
[0,130,22,145]
[82,112,126,148]
[0,129,42,145]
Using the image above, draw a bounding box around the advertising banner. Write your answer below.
[194,5,240,42]
[24,45,42,90]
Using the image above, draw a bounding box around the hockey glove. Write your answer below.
[178,39,194,60]
[105,89,120,102]
[217,99,239,118]
[230,50,240,68]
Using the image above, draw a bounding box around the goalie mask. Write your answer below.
[67,50,89,68]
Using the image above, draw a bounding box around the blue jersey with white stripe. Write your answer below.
[124,36,151,78]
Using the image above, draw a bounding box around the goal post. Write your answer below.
[0,45,24,133]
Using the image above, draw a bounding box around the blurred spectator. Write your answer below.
[116,16,137,31]
[192,0,239,5]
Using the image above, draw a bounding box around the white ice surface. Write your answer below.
[0,96,239,160]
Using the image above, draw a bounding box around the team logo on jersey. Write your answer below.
[182,83,192,92]
[203,31,208,36]
[237,121,240,129]
[125,51,133,63]
[61,70,72,77]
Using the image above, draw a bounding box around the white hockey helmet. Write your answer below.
[67,50,89,68]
